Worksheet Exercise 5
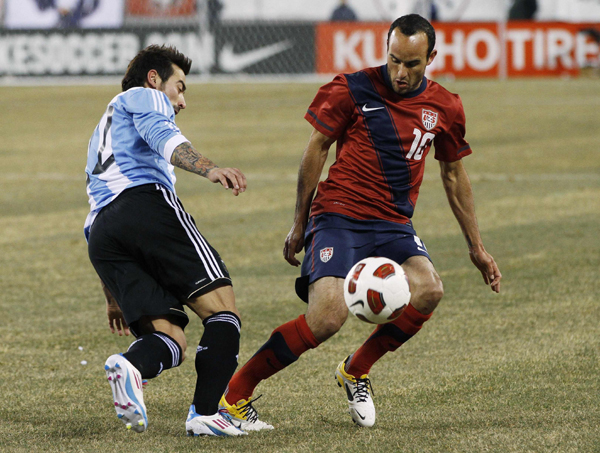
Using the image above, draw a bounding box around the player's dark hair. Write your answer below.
[121,45,192,92]
[387,14,436,57]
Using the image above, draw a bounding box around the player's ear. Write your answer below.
[145,69,161,89]
[426,49,437,66]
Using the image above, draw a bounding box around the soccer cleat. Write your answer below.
[218,394,274,431]
[186,404,247,437]
[104,354,148,433]
[335,357,376,427]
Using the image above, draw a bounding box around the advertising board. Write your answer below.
[0,23,314,76]
[316,22,600,77]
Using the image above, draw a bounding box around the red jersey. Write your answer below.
[305,65,472,224]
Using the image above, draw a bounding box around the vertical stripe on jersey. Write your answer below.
[344,71,414,218]
[157,185,224,281]
[151,89,170,116]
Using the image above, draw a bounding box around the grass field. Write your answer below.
[0,77,599,452]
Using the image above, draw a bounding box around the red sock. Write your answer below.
[345,303,432,377]
[225,315,319,404]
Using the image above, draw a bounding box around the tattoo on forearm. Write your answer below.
[171,142,218,177]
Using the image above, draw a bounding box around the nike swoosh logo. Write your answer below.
[362,104,385,112]
[349,301,364,308]
[219,41,293,73]
[355,410,366,420]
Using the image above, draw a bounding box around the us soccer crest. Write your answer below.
[421,109,438,131]
[320,247,334,263]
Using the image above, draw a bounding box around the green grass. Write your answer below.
[0,78,599,452]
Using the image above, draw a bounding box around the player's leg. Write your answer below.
[221,220,365,429]
[224,276,344,404]
[102,315,186,433]
[143,184,246,435]
[97,277,187,432]
[336,232,442,427]
[344,255,443,378]
[185,285,241,418]
[220,277,349,432]
[334,256,441,428]
[305,276,348,341]
[89,190,191,433]
[183,285,246,436]
[121,315,186,379]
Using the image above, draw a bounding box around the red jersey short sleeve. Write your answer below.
[304,74,355,140]
[433,95,472,162]
[305,66,472,224]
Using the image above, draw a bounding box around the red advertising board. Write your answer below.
[316,22,600,77]
[126,0,196,17]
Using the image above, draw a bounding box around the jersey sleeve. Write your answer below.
[122,88,188,163]
[304,74,355,140]
[433,95,472,162]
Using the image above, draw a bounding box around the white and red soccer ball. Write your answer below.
[344,257,411,324]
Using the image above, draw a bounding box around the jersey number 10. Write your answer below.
[406,128,435,161]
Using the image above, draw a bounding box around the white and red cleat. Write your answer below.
[186,404,247,437]
[104,354,147,433]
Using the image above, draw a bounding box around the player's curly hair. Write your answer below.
[121,45,192,92]
[387,14,436,57]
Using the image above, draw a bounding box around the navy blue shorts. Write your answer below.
[295,214,431,302]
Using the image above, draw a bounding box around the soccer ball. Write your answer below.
[344,257,411,324]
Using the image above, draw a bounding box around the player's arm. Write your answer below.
[439,159,502,293]
[170,141,246,196]
[100,279,130,336]
[284,128,335,266]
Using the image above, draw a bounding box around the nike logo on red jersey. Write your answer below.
[362,104,385,112]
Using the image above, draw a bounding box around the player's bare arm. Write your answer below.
[171,141,247,196]
[439,160,502,293]
[100,279,130,336]
[284,129,335,266]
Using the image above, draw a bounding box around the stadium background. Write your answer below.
[1,0,599,79]
[0,1,599,452]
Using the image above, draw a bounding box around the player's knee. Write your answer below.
[411,278,444,315]
[323,315,346,337]
[314,318,344,341]
[427,279,444,304]
[187,285,240,320]
[307,310,347,342]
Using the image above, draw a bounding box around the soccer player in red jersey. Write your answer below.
[219,14,502,429]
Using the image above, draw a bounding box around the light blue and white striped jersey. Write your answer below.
[84,87,188,239]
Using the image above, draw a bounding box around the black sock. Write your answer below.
[122,332,182,380]
[193,311,241,415]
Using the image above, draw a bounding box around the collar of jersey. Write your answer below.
[380,65,428,99]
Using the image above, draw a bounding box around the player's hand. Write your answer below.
[469,245,502,293]
[107,303,130,336]
[284,221,306,266]
[207,167,247,196]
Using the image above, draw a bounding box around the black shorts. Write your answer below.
[88,183,231,336]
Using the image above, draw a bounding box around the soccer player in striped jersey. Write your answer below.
[85,45,247,437]
[219,15,502,429]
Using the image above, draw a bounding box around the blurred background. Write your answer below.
[0,0,599,81]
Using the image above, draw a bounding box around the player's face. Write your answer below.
[386,29,436,95]
[158,64,187,115]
